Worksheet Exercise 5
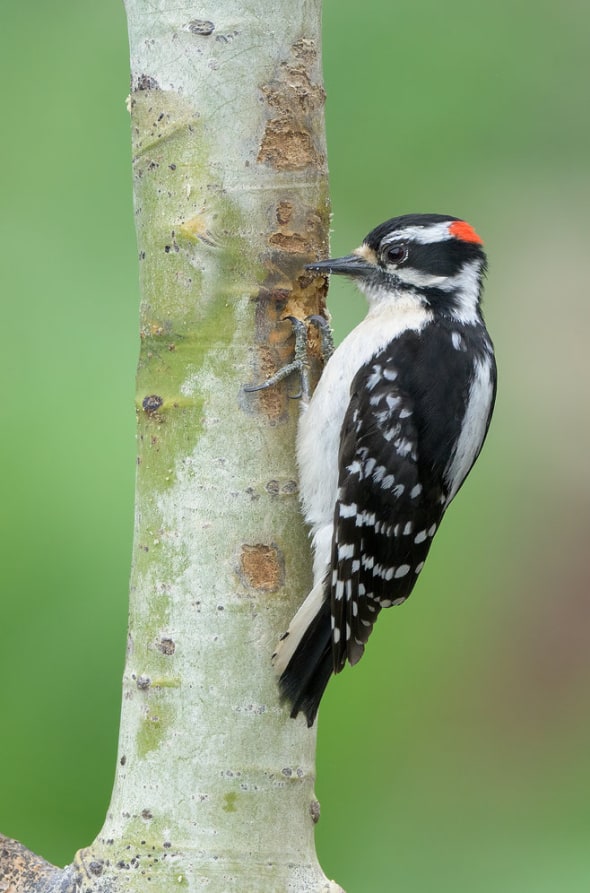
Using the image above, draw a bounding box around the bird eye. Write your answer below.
[383,243,408,265]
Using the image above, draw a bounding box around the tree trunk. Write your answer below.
[0,1,343,890]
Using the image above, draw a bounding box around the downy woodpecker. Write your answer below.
[271,213,496,726]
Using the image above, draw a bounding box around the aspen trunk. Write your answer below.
[0,1,343,891]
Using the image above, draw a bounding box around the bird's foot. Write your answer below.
[306,314,335,362]
[245,315,333,401]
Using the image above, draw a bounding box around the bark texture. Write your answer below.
[0,2,344,892]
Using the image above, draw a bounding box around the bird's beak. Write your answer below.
[306,253,374,278]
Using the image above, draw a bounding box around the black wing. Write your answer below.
[330,345,449,672]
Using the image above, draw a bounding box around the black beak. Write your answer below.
[306,253,374,278]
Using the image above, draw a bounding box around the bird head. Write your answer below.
[307,213,487,324]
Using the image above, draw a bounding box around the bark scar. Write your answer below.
[240,544,284,592]
[257,38,326,171]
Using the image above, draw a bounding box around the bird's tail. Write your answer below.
[272,580,332,727]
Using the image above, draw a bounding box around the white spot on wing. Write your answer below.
[347,460,363,476]
[451,331,464,350]
[383,424,401,442]
[394,437,414,457]
[367,366,382,390]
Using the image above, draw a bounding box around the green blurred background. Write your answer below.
[1,1,589,890]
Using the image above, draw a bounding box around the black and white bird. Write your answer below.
[272,213,497,726]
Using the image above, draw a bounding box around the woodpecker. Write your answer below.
[270,213,497,726]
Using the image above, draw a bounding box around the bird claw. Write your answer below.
[306,314,335,362]
[245,315,332,401]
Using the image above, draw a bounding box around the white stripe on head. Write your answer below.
[381,221,455,246]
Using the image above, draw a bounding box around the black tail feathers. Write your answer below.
[278,598,333,727]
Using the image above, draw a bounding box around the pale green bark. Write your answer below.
[89,0,338,888]
[0,2,344,892]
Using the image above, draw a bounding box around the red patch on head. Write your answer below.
[449,220,483,244]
